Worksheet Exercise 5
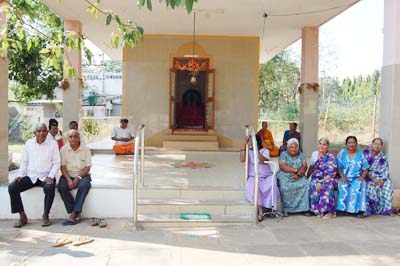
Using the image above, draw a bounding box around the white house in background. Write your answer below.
[83,72,122,96]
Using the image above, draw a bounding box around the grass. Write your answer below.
[8,141,24,153]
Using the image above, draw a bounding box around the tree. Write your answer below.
[1,0,198,102]
[259,51,300,120]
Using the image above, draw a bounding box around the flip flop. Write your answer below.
[73,236,94,246]
[41,219,52,227]
[13,220,27,228]
[98,219,107,228]
[89,218,99,226]
[52,238,73,247]
[62,219,80,226]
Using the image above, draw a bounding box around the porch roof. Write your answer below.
[42,0,359,62]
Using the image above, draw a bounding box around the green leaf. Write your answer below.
[138,0,145,8]
[115,15,121,25]
[56,0,61,3]
[27,39,32,51]
[146,0,152,11]
[106,14,112,25]
[40,48,50,54]
[94,9,99,19]
[137,26,144,37]
[84,47,93,64]
[55,47,62,58]
[111,34,119,48]
[185,0,193,13]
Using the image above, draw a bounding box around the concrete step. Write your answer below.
[163,134,218,141]
[137,198,252,215]
[163,140,219,150]
[172,129,214,135]
[138,185,246,200]
[137,213,253,227]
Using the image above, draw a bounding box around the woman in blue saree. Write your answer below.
[363,138,394,215]
[336,136,369,217]
[307,138,337,219]
[277,138,309,217]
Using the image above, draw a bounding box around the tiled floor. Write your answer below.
[89,150,250,188]
[1,214,400,266]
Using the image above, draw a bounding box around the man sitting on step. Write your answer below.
[58,129,92,225]
[8,123,60,228]
[111,118,135,155]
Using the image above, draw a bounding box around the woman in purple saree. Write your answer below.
[240,135,279,222]
[307,138,338,219]
[363,138,394,216]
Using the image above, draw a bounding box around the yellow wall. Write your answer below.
[123,35,259,146]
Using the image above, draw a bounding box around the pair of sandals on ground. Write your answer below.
[63,217,107,227]
[53,236,94,247]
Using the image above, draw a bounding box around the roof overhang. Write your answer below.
[42,0,359,62]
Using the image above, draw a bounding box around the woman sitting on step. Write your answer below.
[240,135,279,222]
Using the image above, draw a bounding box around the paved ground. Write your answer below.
[1,214,400,266]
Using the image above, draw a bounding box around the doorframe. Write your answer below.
[169,57,215,130]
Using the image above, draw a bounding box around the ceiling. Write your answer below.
[42,0,359,62]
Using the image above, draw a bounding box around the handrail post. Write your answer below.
[140,126,145,187]
[132,124,144,230]
[249,126,259,224]
[244,125,249,188]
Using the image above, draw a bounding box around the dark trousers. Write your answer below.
[8,176,56,214]
[58,175,91,214]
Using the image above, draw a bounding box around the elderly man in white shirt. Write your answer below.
[8,123,60,228]
[111,118,134,155]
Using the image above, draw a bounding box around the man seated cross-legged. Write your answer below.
[111,118,135,155]
[58,129,92,225]
[8,123,60,228]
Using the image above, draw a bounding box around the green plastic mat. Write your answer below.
[179,213,212,220]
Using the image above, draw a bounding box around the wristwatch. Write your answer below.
[77,175,82,180]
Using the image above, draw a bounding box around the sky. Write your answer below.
[318,0,383,79]
[86,0,384,80]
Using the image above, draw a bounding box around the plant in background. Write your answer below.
[82,118,100,143]
[21,115,34,142]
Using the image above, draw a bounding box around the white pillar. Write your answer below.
[380,0,400,188]
[0,2,8,184]
[62,20,82,133]
[299,27,319,157]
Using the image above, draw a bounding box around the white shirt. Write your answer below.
[310,151,319,166]
[112,126,134,145]
[18,137,61,183]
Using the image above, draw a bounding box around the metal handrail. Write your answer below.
[244,126,249,187]
[133,124,145,230]
[244,125,260,224]
[140,126,145,186]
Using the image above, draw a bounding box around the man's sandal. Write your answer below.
[73,236,94,246]
[41,219,52,227]
[52,238,72,247]
[13,220,27,228]
[89,218,99,226]
[98,219,107,228]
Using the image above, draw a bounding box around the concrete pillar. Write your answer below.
[299,27,319,157]
[0,3,8,184]
[380,0,400,189]
[62,20,82,133]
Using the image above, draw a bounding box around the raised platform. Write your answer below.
[3,149,400,226]
[2,150,251,225]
